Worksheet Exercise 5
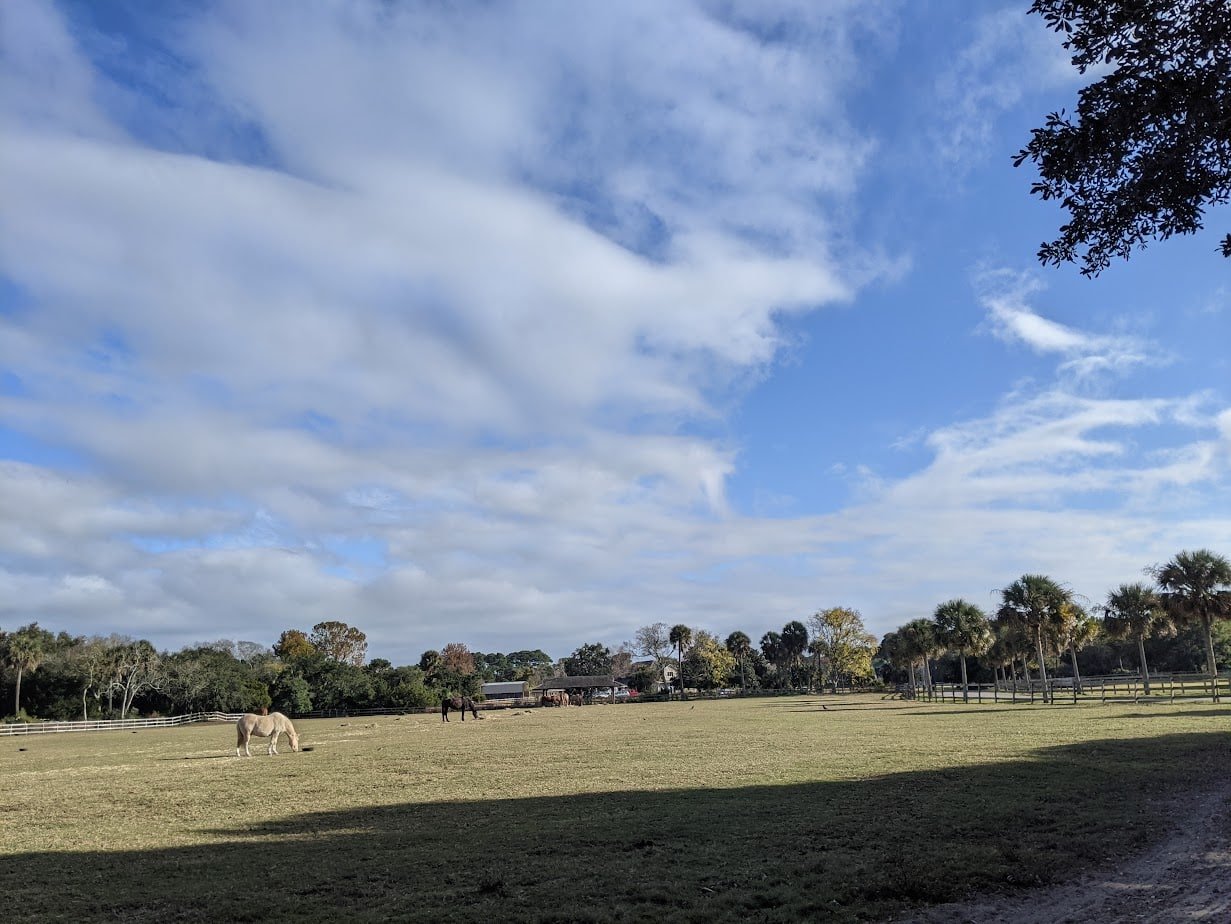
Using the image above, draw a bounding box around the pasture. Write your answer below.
[2,695,1228,923]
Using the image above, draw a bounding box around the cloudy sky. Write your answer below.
[2,0,1228,664]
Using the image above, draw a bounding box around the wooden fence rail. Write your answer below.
[0,712,244,736]
[913,671,1230,704]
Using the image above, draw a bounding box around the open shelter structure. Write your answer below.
[534,675,627,703]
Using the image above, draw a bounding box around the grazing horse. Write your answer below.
[235,712,299,757]
[442,696,480,722]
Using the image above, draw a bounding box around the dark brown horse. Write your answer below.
[441,695,479,722]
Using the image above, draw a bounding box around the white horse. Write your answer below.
[235,712,299,757]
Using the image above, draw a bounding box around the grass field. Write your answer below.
[3,695,1228,923]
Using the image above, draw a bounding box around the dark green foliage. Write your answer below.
[269,672,313,715]
[562,643,613,677]
[1017,0,1231,275]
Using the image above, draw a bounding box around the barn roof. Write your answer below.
[481,681,527,694]
[534,675,622,691]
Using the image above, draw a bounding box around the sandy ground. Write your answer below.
[898,782,1231,923]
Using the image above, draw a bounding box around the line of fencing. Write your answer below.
[0,711,245,736]
[910,671,1230,704]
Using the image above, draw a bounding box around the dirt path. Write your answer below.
[898,782,1231,923]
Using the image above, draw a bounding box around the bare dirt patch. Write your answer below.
[901,781,1231,923]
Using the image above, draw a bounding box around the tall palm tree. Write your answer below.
[1152,549,1231,681]
[933,599,993,703]
[1055,602,1099,694]
[724,631,752,693]
[878,631,913,690]
[5,627,46,718]
[760,631,783,688]
[998,574,1072,703]
[1102,583,1173,694]
[898,618,938,697]
[780,620,809,690]
[669,624,692,700]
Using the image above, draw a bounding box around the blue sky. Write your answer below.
[1,0,1228,664]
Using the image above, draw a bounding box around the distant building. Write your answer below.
[481,681,529,702]
[630,659,677,693]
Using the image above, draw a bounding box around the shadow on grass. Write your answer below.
[3,733,1227,924]
[1102,707,1231,720]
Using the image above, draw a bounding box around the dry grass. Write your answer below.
[2,695,1228,922]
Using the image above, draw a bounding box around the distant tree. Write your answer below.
[270,672,312,715]
[878,631,919,689]
[808,608,877,692]
[724,631,753,692]
[440,642,475,676]
[471,652,510,682]
[273,630,318,663]
[779,621,810,689]
[932,600,993,703]
[1102,583,1174,694]
[626,663,661,693]
[760,631,784,688]
[897,619,939,697]
[67,637,115,720]
[1016,0,1231,275]
[611,644,634,680]
[3,624,50,717]
[418,649,442,676]
[108,639,163,717]
[309,621,368,667]
[682,631,735,691]
[634,623,673,690]
[162,646,258,714]
[507,649,554,680]
[669,625,692,698]
[1055,602,1099,693]
[998,575,1073,703]
[384,666,435,708]
[236,641,270,662]
[563,643,614,677]
[308,659,376,711]
[1151,549,1231,680]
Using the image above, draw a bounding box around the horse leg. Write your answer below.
[269,731,279,755]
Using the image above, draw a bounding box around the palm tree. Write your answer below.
[780,621,809,690]
[933,599,993,703]
[998,574,1071,703]
[1055,602,1099,694]
[669,624,692,700]
[1152,549,1231,683]
[724,631,752,693]
[5,626,46,718]
[760,631,783,688]
[1102,583,1173,694]
[878,631,913,690]
[898,618,938,697]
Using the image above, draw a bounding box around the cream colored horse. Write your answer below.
[235,712,299,757]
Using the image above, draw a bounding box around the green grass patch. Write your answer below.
[2,696,1228,922]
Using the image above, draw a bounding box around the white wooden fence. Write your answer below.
[0,711,244,736]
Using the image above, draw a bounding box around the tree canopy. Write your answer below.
[1016,0,1231,275]
[563,642,613,677]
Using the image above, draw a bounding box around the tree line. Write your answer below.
[0,620,552,722]
[880,549,1231,703]
[4,548,1225,719]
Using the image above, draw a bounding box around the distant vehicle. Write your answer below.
[592,689,631,700]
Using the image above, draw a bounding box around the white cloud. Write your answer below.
[932,5,1077,166]
[0,2,1227,661]
[976,269,1160,382]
